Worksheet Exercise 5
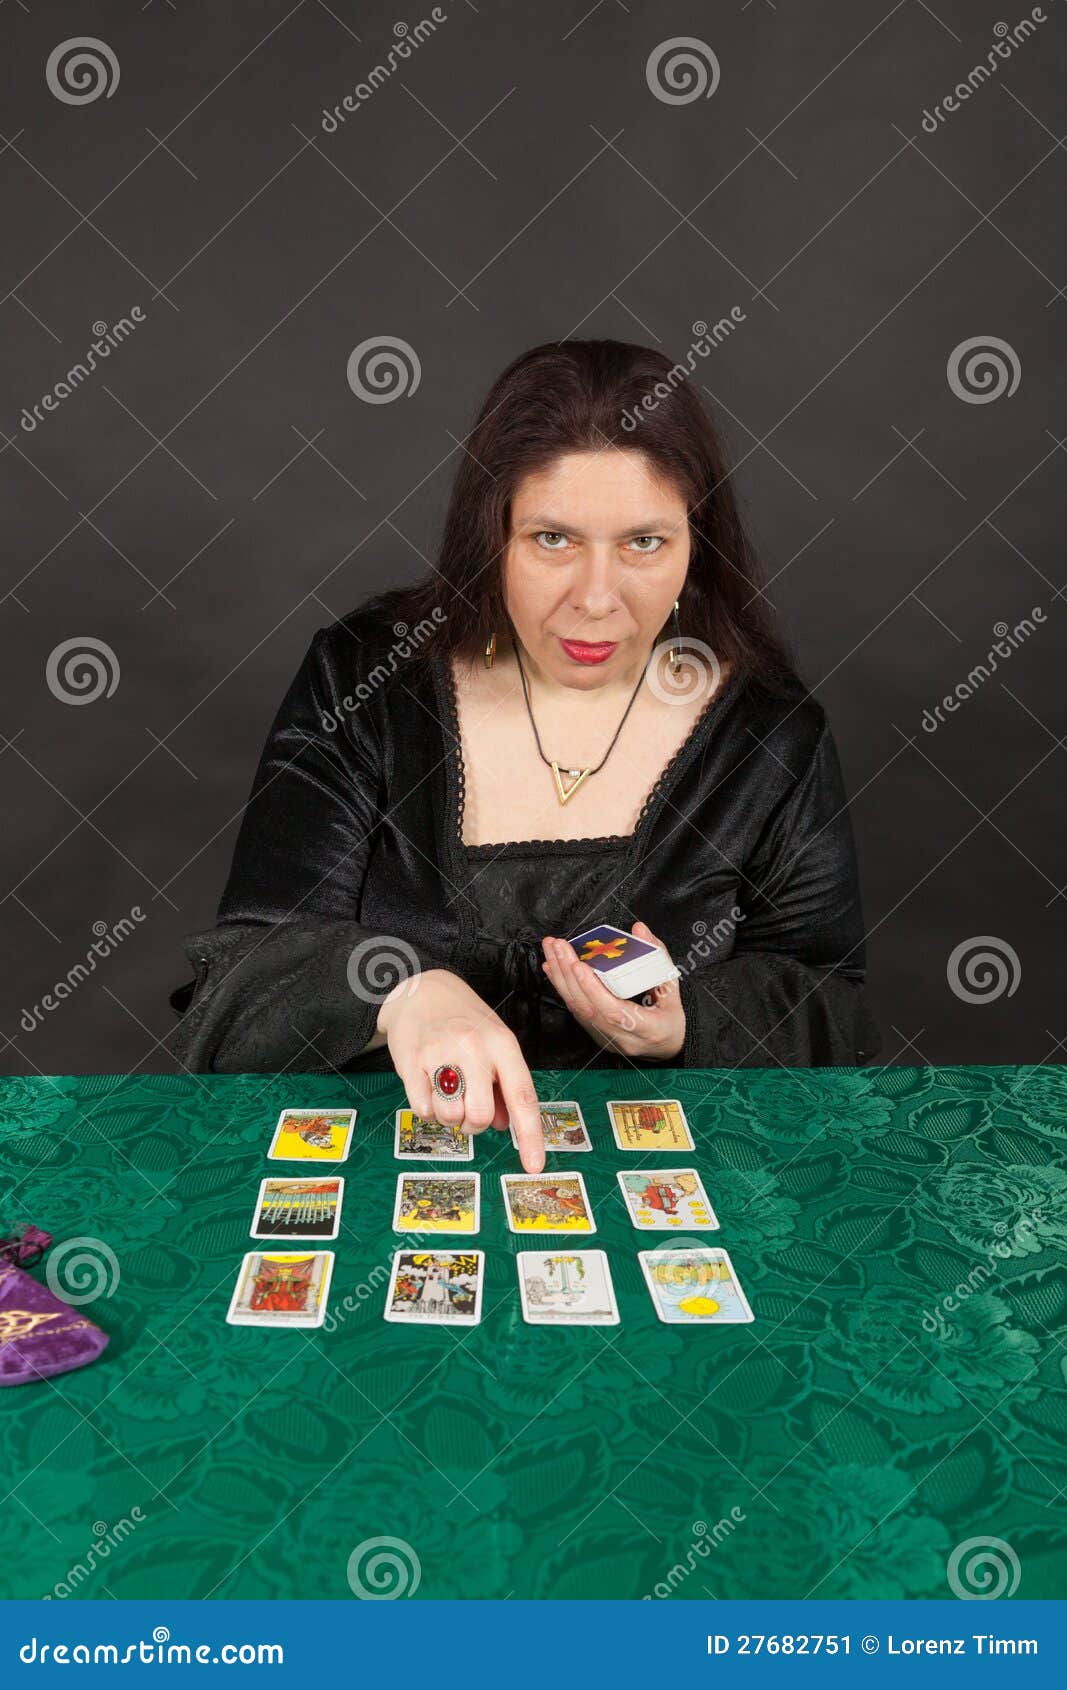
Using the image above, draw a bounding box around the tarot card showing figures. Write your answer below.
[250,1177,344,1241]
[509,1101,592,1153]
[607,1098,693,1152]
[517,1248,619,1325]
[501,1173,596,1235]
[384,1250,484,1325]
[617,1169,719,1232]
[393,1173,480,1234]
[267,1108,356,1164]
[394,1110,473,1161]
[639,1247,753,1325]
[226,1251,334,1328]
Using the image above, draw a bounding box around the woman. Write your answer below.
[171,339,880,1173]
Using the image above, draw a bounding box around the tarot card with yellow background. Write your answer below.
[607,1098,693,1152]
[267,1108,356,1163]
[500,1172,596,1235]
[393,1173,480,1234]
[394,1110,473,1161]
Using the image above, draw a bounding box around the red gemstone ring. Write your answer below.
[432,1063,466,1102]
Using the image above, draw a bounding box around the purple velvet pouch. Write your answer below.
[0,1227,110,1387]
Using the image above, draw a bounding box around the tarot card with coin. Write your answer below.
[617,1168,718,1231]
[639,1246,753,1324]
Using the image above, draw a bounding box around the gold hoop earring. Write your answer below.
[483,631,496,670]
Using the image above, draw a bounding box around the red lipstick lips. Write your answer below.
[559,638,618,666]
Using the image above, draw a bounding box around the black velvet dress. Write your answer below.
[170,594,880,1072]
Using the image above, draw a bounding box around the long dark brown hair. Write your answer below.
[385,338,795,689]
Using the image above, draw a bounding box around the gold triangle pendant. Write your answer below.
[551,761,592,805]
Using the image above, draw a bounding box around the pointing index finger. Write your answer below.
[496,1044,544,1173]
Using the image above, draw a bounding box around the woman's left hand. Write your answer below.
[541,920,685,1061]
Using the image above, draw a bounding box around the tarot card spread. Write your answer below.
[516,1249,619,1325]
[639,1247,753,1324]
[267,1108,356,1164]
[394,1110,474,1161]
[226,1251,334,1328]
[384,1251,484,1324]
[251,1177,343,1241]
[500,1173,595,1235]
[607,1098,694,1152]
[509,1102,592,1153]
[393,1173,480,1234]
[616,1169,719,1231]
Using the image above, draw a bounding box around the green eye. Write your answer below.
[629,535,664,553]
[535,531,569,550]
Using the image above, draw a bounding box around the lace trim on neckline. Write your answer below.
[437,651,738,857]
[463,833,631,859]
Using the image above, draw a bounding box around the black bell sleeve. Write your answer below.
[170,628,449,1074]
[676,716,880,1067]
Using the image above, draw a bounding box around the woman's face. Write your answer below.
[502,449,691,689]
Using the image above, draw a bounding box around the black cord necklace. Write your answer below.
[512,638,647,805]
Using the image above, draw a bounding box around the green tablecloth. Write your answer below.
[1,1066,1065,1601]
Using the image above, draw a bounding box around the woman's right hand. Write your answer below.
[376,969,545,1172]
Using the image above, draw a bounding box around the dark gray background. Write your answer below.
[2,0,1064,1075]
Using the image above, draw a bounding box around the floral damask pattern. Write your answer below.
[0,1066,1064,1600]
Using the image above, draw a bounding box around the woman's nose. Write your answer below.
[570,545,624,612]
